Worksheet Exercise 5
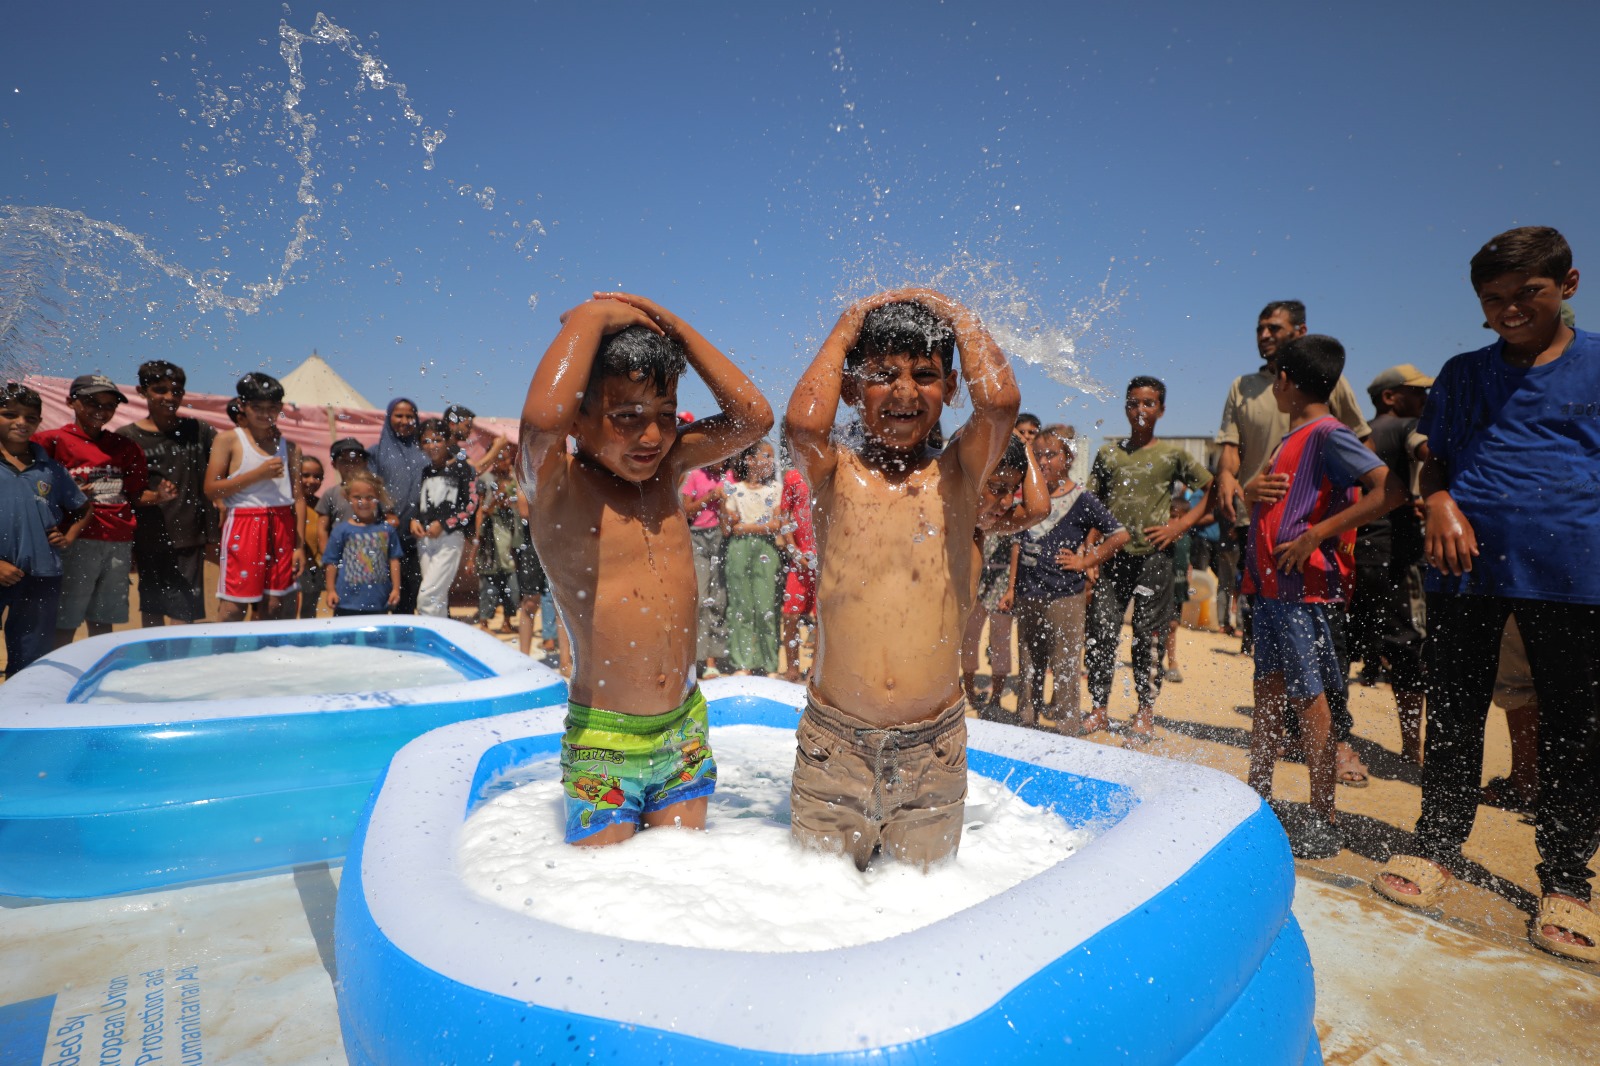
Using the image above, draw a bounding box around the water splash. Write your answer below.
[835,249,1123,402]
[0,13,538,367]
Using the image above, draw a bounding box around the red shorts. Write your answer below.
[782,567,816,616]
[219,506,300,603]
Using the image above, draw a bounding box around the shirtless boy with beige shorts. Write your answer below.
[785,289,1020,870]
[520,293,772,847]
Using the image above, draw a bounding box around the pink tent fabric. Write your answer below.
[22,375,519,476]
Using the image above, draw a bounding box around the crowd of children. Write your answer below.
[1,224,1594,961]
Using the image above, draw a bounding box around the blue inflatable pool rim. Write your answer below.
[67,623,499,702]
[335,679,1320,1065]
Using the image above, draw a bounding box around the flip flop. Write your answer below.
[1530,896,1600,964]
[1336,746,1370,788]
[1371,855,1453,909]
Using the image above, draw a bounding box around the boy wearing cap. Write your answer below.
[205,373,305,622]
[0,382,91,674]
[38,374,159,645]
[1347,364,1432,762]
[316,438,385,533]
[117,361,217,626]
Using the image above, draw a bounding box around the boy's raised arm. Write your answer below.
[594,292,773,475]
[519,298,664,483]
[784,297,873,486]
[921,291,1020,489]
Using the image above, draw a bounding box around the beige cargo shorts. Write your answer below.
[789,692,968,871]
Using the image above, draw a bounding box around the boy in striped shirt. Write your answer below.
[1241,335,1404,857]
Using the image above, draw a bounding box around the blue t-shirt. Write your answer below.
[1014,487,1124,601]
[1419,328,1600,604]
[0,443,88,578]
[323,520,404,613]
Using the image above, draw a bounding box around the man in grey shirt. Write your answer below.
[1214,299,1374,788]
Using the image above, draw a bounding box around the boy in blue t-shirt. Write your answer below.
[0,383,90,675]
[1371,226,1600,964]
[323,471,403,616]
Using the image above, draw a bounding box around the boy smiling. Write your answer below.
[1372,226,1600,963]
[785,289,1020,870]
[520,292,772,847]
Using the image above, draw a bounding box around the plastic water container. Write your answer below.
[1184,569,1219,629]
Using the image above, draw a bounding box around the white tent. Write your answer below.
[280,352,376,411]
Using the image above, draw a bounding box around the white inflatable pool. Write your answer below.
[0,615,564,899]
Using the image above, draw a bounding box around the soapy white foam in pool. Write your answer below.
[85,645,470,703]
[459,724,1090,952]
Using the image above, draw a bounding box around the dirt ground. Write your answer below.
[972,614,1600,978]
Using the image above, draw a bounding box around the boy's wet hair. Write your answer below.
[1276,334,1345,402]
[1127,375,1167,405]
[138,360,186,388]
[847,302,957,374]
[1258,299,1306,327]
[0,382,43,412]
[417,417,450,442]
[342,469,392,509]
[1015,412,1040,429]
[236,372,284,403]
[583,326,688,408]
[995,434,1030,475]
[1470,226,1571,290]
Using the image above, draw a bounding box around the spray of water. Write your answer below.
[0,13,542,372]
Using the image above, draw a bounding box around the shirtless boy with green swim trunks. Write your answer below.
[520,292,773,846]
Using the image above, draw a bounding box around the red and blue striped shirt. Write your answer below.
[1242,416,1381,604]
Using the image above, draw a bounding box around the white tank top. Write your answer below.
[228,427,295,508]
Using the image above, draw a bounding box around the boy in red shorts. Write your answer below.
[205,373,306,621]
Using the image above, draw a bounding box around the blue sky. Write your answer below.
[3,1,1596,437]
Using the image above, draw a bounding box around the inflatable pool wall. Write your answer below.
[336,677,1321,1064]
[0,616,564,900]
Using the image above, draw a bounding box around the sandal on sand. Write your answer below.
[1371,855,1453,909]
[1336,745,1370,788]
[1530,896,1600,963]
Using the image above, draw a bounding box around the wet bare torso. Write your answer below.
[526,456,698,714]
[810,445,977,726]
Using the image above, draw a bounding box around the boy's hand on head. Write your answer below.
[590,292,679,336]
[1425,492,1478,575]
[561,297,664,338]
[0,560,23,586]
[1273,531,1321,574]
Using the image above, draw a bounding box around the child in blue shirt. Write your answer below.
[323,471,403,616]
[0,383,90,675]
[1371,226,1600,964]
